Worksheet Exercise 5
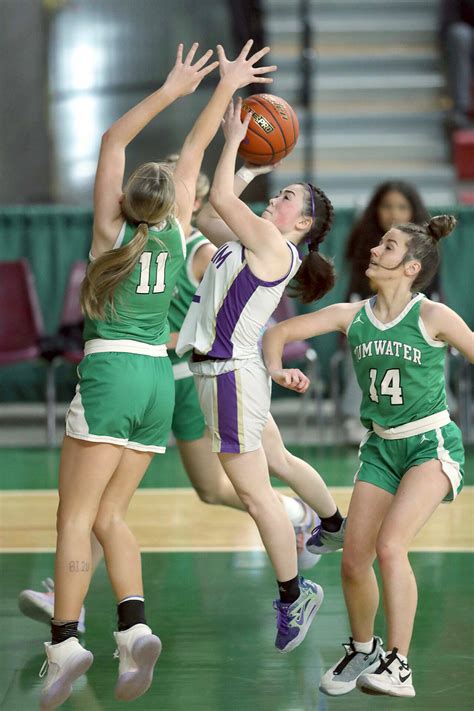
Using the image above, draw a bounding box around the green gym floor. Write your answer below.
[1,445,473,711]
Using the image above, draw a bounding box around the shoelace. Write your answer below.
[38,659,49,678]
[42,577,55,594]
[274,603,291,634]
[376,648,403,675]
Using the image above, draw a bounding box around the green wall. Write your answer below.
[1,205,473,402]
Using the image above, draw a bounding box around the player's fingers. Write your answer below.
[184,42,199,65]
[198,60,219,78]
[252,64,278,74]
[175,43,184,64]
[248,46,271,64]
[252,77,274,83]
[194,48,214,70]
[238,39,254,59]
[216,44,227,62]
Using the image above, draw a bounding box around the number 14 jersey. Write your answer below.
[347,293,447,429]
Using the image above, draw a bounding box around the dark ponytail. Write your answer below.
[396,214,457,291]
[290,183,336,303]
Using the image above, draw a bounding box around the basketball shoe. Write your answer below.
[306,518,346,555]
[293,499,322,570]
[273,577,324,653]
[113,623,162,701]
[319,636,384,696]
[19,578,86,634]
[39,637,93,710]
[357,647,415,697]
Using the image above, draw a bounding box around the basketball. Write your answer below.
[238,94,300,166]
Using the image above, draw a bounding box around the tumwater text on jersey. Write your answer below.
[353,339,422,364]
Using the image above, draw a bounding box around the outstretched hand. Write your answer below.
[164,43,219,97]
[217,40,277,89]
[221,98,252,144]
[269,368,310,393]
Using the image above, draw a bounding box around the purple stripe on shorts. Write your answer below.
[216,370,241,453]
[192,294,201,303]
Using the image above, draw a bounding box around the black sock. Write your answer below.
[51,620,79,645]
[117,597,146,631]
[320,508,343,533]
[277,575,300,604]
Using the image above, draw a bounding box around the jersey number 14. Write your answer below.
[369,368,403,405]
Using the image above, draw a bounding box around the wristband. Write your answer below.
[236,167,255,184]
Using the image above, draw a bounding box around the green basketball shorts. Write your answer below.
[355,421,464,502]
[66,351,175,453]
[171,375,206,441]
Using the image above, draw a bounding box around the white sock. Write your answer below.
[353,638,374,654]
[281,496,306,526]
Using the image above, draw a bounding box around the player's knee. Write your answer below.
[375,535,406,566]
[193,486,221,505]
[93,509,124,541]
[341,547,373,581]
[56,505,93,535]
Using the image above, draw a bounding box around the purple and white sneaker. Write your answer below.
[306,519,346,555]
[273,577,324,654]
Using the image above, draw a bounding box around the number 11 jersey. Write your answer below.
[347,293,447,429]
[84,219,186,346]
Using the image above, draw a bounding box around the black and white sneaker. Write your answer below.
[357,647,415,697]
[319,636,384,696]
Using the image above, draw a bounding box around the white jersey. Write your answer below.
[176,240,301,362]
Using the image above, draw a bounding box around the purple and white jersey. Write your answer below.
[176,240,301,364]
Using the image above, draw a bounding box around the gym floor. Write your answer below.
[1,445,473,710]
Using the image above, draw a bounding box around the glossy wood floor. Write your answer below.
[1,445,473,710]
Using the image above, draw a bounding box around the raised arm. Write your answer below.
[197,162,274,247]
[92,43,219,257]
[208,98,285,260]
[262,303,361,391]
[422,301,474,362]
[173,40,276,233]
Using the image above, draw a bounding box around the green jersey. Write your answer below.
[347,294,447,429]
[168,229,210,365]
[84,219,186,345]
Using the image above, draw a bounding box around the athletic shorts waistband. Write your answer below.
[372,410,451,440]
[84,339,167,357]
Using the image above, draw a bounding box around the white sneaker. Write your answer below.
[293,499,322,570]
[18,578,86,634]
[319,636,384,696]
[113,623,162,701]
[357,647,415,697]
[39,637,93,710]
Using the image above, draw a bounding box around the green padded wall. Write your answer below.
[0,205,472,402]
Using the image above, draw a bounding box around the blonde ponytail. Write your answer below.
[81,223,149,320]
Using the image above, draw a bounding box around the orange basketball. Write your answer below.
[238,93,299,166]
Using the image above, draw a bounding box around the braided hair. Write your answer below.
[290,183,336,303]
[395,215,457,292]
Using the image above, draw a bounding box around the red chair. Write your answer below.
[0,259,44,365]
[270,294,322,441]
